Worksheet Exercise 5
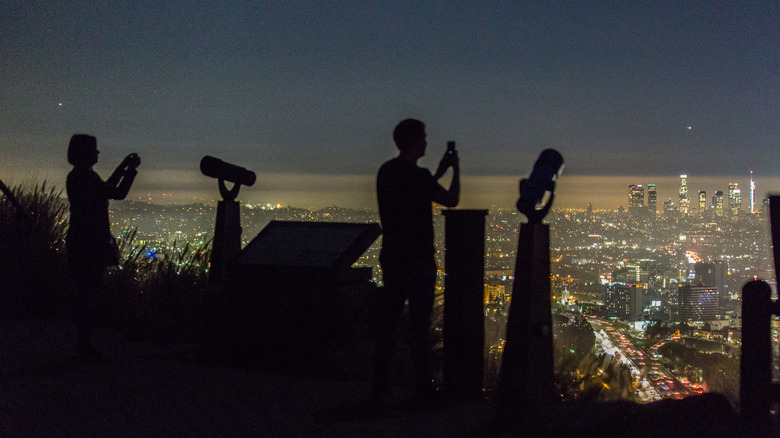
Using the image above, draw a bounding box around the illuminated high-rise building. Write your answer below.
[680,198,691,214]
[605,283,644,322]
[750,171,756,214]
[714,191,724,217]
[628,184,644,210]
[678,284,718,322]
[679,175,690,214]
[728,183,741,215]
[647,184,657,214]
[698,191,706,211]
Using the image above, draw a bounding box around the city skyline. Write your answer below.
[5,165,775,212]
[2,2,779,197]
[3,162,774,213]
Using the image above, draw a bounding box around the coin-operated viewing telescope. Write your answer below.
[200,156,256,283]
[499,149,563,413]
[200,156,256,202]
[516,149,564,223]
[201,156,256,186]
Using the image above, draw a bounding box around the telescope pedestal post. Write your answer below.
[497,148,562,413]
[211,200,242,283]
[498,221,555,411]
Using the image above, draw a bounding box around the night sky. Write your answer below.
[2,2,778,209]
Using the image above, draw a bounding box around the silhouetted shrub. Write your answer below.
[0,180,211,342]
[0,181,68,317]
[107,228,212,342]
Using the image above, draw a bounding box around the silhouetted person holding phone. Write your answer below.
[66,134,140,361]
[374,119,460,399]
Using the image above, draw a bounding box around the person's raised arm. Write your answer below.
[432,150,459,208]
[106,154,140,200]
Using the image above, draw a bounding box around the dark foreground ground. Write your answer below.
[0,318,766,437]
[0,318,495,437]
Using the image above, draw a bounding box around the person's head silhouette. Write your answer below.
[393,119,426,150]
[393,119,427,162]
[68,134,99,168]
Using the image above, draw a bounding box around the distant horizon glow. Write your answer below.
[3,167,778,212]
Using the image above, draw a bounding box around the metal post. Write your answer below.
[734,195,780,434]
[442,209,487,400]
[740,280,773,433]
[497,148,563,412]
[771,195,780,292]
[211,200,242,283]
[199,156,255,283]
[499,221,555,410]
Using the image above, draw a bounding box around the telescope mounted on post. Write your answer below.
[200,155,256,283]
[499,148,564,413]
[516,149,564,223]
[200,156,256,202]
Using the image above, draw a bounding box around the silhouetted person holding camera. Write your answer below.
[66,134,140,361]
[374,119,460,399]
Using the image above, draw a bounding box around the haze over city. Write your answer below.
[2,2,778,209]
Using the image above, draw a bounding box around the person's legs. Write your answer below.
[406,260,437,395]
[72,265,105,359]
[372,267,407,397]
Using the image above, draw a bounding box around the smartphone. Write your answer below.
[447,141,456,155]
[127,153,141,168]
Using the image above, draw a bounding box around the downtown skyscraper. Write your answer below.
[728,183,741,216]
[647,184,657,214]
[698,191,706,212]
[750,171,756,214]
[628,184,645,210]
[714,191,724,217]
[679,175,690,214]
